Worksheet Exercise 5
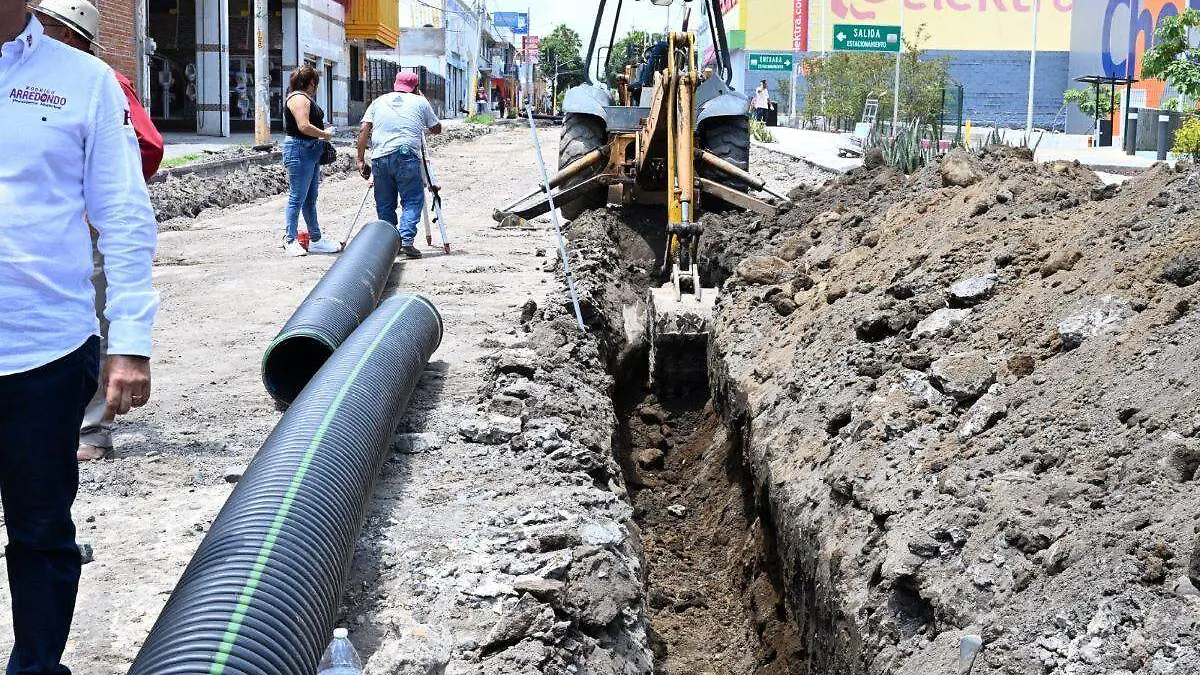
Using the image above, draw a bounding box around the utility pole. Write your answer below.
[252,0,270,146]
[1025,0,1040,136]
[891,0,904,131]
[468,0,486,115]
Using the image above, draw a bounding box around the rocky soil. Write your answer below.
[702,148,1200,674]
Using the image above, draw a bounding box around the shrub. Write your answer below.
[750,119,775,143]
[466,114,495,125]
[1173,116,1200,160]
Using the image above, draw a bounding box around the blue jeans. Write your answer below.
[282,136,324,242]
[372,150,425,246]
[0,337,99,675]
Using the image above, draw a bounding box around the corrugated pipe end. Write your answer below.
[261,332,338,406]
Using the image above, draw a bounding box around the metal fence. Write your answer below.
[362,60,448,120]
[365,58,399,106]
[401,66,447,119]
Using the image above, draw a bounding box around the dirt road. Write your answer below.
[0,126,561,673]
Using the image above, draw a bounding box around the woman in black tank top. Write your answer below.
[281,65,339,256]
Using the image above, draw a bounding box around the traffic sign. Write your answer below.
[832,24,901,53]
[748,53,793,72]
[494,12,530,35]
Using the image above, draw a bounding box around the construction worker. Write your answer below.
[0,0,158,670]
[29,0,164,462]
[357,70,442,259]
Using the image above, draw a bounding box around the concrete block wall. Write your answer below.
[97,0,137,80]
[932,49,1070,130]
[763,49,1071,130]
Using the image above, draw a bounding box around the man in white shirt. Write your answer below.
[357,70,441,259]
[0,0,158,671]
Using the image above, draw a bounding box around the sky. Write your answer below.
[488,0,681,57]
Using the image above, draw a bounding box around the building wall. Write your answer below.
[97,0,137,80]
[1067,0,1200,133]
[710,0,1079,127]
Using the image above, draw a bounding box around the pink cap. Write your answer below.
[394,72,419,93]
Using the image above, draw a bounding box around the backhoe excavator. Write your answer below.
[496,0,787,388]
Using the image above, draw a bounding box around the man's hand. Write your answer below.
[357,159,371,180]
[103,355,152,421]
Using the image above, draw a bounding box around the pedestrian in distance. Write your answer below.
[752,79,770,122]
[357,70,443,260]
[31,0,164,463]
[0,0,158,669]
[282,65,340,257]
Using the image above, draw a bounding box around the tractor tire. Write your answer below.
[558,113,607,220]
[698,116,751,199]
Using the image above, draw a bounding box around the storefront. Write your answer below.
[145,0,348,136]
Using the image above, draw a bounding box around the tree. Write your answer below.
[1141,9,1200,105]
[800,24,949,130]
[539,25,587,97]
[1063,87,1120,119]
[605,30,665,88]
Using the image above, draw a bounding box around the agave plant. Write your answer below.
[866,120,936,174]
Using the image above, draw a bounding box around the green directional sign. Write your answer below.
[833,24,901,53]
[748,53,794,72]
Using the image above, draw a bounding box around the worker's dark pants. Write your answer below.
[0,338,98,675]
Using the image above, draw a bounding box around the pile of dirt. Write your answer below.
[150,124,494,224]
[704,149,1200,674]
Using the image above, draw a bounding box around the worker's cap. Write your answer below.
[29,0,103,48]
[394,72,419,93]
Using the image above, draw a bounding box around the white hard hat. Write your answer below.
[29,0,101,48]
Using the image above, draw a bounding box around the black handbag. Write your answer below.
[319,139,338,166]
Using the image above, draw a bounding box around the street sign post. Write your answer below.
[748,53,793,72]
[832,24,901,53]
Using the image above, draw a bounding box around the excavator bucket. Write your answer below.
[648,283,716,394]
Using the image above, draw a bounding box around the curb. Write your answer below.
[752,139,853,175]
[150,151,282,184]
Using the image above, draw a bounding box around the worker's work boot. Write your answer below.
[401,245,423,259]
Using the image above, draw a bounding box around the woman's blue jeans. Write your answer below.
[282,136,324,242]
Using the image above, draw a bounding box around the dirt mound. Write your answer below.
[151,124,494,224]
[707,151,1200,674]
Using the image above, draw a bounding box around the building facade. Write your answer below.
[701,0,1076,129]
[1067,0,1200,133]
[133,0,363,136]
[392,1,518,118]
[97,0,138,83]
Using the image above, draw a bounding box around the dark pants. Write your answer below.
[0,338,99,675]
[372,150,426,247]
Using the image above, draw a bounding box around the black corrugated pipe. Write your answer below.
[262,220,401,405]
[128,293,443,675]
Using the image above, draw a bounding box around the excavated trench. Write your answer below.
[580,208,808,674]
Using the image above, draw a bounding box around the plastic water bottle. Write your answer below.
[317,628,363,674]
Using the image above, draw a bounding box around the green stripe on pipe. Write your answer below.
[208,295,417,674]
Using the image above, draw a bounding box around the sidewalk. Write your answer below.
[756,126,1168,176]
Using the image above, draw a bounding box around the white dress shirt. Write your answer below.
[0,15,158,375]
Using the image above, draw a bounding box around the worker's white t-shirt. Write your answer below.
[0,15,158,375]
[754,88,770,110]
[363,92,439,159]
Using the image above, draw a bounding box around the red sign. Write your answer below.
[792,0,807,52]
[522,35,540,60]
